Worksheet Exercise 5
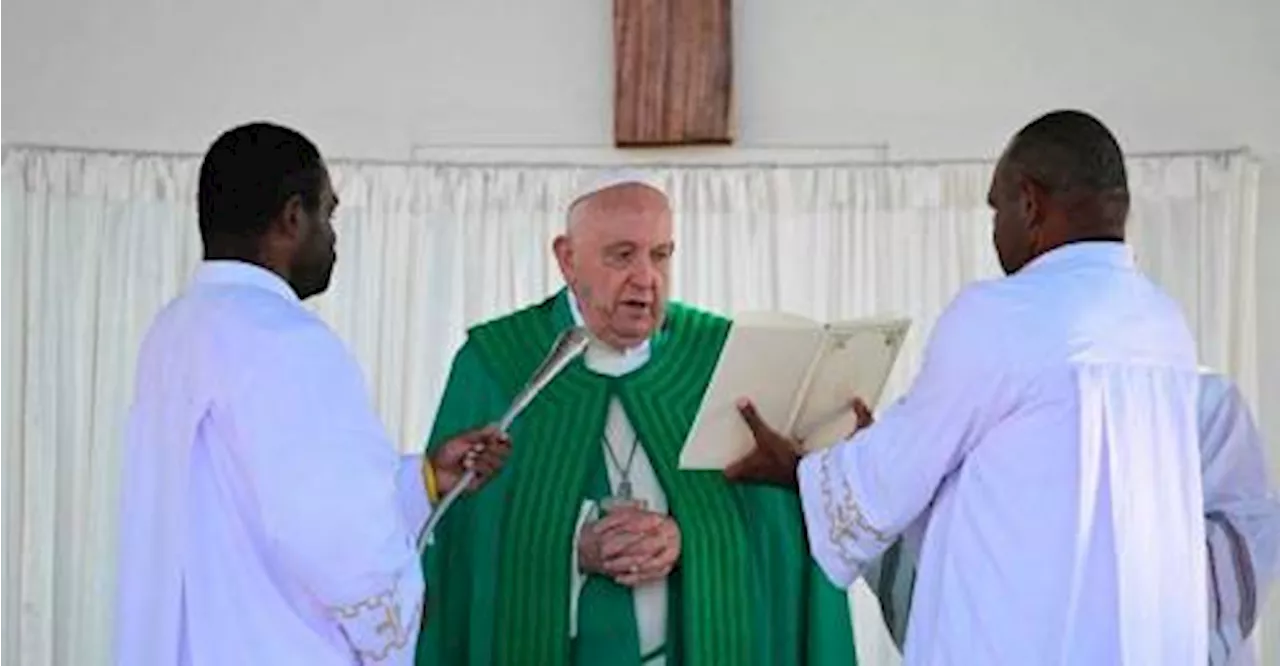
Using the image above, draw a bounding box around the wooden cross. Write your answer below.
[613,0,734,147]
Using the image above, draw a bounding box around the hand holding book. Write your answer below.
[678,311,908,470]
[725,397,876,487]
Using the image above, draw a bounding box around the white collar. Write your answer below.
[192,260,299,302]
[1021,241,1135,275]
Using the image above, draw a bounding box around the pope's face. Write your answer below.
[555,184,674,350]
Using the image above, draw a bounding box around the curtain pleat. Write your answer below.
[0,148,1262,665]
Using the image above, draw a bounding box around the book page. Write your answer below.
[791,318,911,453]
[678,313,825,470]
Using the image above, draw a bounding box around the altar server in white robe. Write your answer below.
[864,369,1280,665]
[115,122,510,666]
[728,109,1207,665]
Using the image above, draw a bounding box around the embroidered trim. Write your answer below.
[330,580,423,663]
[819,448,891,564]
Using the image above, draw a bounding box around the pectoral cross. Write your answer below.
[601,480,647,514]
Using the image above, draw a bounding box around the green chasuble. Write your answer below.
[416,291,856,666]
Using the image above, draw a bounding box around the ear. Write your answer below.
[552,235,575,283]
[275,193,307,241]
[1018,177,1047,230]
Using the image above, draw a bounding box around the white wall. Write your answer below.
[2,0,1277,159]
[4,0,1279,652]
[7,0,1277,435]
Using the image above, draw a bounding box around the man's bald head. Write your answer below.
[565,181,670,236]
[988,110,1131,274]
[554,181,675,350]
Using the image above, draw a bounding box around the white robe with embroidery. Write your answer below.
[865,370,1280,665]
[798,242,1206,665]
[115,261,431,665]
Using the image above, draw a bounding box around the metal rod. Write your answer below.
[415,327,589,552]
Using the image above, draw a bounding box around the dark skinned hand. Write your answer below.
[846,397,875,434]
[724,397,875,488]
[429,426,512,495]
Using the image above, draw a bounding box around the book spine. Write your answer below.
[783,325,830,436]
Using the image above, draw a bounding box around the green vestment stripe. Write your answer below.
[465,294,754,665]
[572,415,660,666]
[417,290,857,666]
[467,297,605,663]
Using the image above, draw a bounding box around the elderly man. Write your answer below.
[865,370,1280,665]
[415,173,856,666]
[730,109,1208,664]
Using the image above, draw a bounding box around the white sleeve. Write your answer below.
[1199,375,1280,666]
[397,454,433,537]
[237,321,424,665]
[797,289,1009,587]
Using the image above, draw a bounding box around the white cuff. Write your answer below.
[569,500,599,638]
[798,450,863,588]
[329,564,425,665]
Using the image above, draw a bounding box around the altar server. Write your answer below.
[730,109,1207,665]
[115,122,509,665]
[864,370,1279,666]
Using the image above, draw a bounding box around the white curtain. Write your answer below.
[1,147,1262,665]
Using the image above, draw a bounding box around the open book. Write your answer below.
[678,312,910,470]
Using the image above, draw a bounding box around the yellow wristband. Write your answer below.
[423,459,441,504]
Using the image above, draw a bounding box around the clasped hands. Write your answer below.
[578,507,681,586]
[570,395,873,585]
[426,394,871,578]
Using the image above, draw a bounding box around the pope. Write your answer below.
[415,172,857,666]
